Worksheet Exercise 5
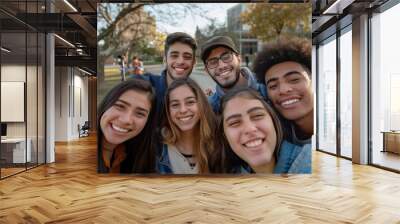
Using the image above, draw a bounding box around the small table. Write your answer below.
[381,131,400,154]
[1,138,32,163]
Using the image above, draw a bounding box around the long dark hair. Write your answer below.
[97,78,156,173]
[162,78,218,173]
[212,87,283,173]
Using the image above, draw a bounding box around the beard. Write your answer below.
[210,66,241,89]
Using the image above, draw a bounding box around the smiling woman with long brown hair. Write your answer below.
[157,78,218,174]
[97,79,157,173]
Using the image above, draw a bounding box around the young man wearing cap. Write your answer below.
[200,36,266,113]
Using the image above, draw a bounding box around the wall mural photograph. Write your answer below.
[97,2,312,174]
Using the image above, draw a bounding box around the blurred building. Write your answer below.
[227,4,260,58]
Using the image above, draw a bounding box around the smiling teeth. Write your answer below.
[244,139,263,148]
[219,70,230,76]
[175,68,185,72]
[281,99,299,106]
[179,116,192,121]
[112,124,129,133]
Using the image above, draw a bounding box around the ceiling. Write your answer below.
[0,0,98,74]
[312,0,391,44]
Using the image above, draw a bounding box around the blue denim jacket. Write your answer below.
[273,140,311,174]
[208,67,267,113]
[236,140,311,174]
[156,144,174,174]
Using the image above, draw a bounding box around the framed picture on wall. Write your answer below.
[97,2,313,175]
[1,81,25,122]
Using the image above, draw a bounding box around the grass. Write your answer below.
[104,66,120,77]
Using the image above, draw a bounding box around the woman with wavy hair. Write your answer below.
[97,78,157,173]
[158,78,218,174]
[217,87,283,173]
[217,87,311,173]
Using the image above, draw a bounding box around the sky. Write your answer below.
[144,3,239,36]
[97,3,239,46]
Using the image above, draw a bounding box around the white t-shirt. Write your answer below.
[167,144,198,174]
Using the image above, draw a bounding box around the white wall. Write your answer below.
[72,72,89,137]
[1,65,26,81]
[1,63,46,164]
[1,65,28,138]
[55,66,69,141]
[54,67,89,141]
[1,64,36,137]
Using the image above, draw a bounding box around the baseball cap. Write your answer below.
[200,36,239,62]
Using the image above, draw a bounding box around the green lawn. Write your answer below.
[104,66,120,77]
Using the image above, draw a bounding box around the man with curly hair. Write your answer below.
[253,37,313,146]
[251,37,313,174]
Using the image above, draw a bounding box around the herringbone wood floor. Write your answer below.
[1,135,400,223]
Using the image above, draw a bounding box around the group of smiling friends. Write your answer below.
[98,32,313,174]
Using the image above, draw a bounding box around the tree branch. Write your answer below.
[98,3,144,41]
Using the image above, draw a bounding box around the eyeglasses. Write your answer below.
[205,52,234,69]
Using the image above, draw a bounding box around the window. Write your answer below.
[0,0,47,179]
[371,2,400,171]
[317,35,337,154]
[339,27,352,158]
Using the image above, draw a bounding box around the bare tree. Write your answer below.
[98,3,208,56]
[97,3,209,80]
